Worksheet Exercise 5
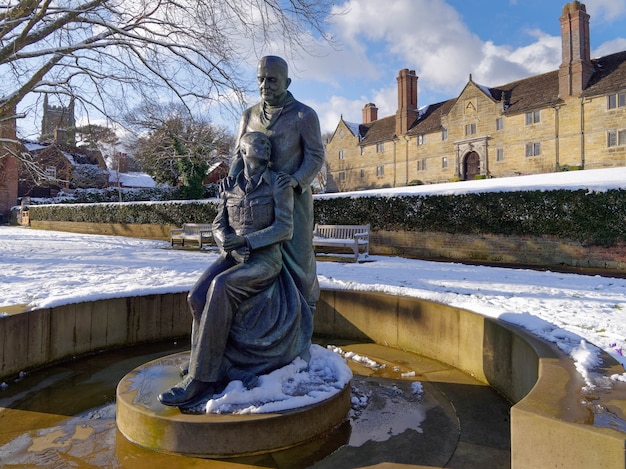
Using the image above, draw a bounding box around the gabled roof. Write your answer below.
[22,139,104,167]
[108,172,156,188]
[584,50,626,96]
[489,70,561,114]
[344,120,361,137]
[359,115,397,145]
[407,100,456,136]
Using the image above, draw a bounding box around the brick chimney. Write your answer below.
[558,1,594,98]
[362,102,378,124]
[395,69,419,136]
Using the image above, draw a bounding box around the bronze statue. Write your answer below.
[159,56,325,408]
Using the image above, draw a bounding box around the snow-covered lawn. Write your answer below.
[1,225,625,393]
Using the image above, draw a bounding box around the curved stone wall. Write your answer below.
[1,289,625,467]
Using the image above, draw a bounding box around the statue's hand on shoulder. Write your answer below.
[277,172,298,189]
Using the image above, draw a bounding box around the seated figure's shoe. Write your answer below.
[158,375,214,408]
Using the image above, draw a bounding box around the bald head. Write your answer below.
[258,56,288,78]
[257,56,291,106]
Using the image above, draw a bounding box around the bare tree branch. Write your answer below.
[0,0,336,133]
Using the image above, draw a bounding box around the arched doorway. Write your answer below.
[463,151,480,180]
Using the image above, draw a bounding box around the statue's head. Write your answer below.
[257,56,291,106]
[240,132,271,168]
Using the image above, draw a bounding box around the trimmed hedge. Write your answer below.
[313,189,626,247]
[29,199,219,226]
[26,189,626,247]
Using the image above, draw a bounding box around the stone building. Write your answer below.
[325,1,626,192]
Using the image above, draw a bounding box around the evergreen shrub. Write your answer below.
[29,199,218,227]
[27,189,626,247]
[313,189,626,246]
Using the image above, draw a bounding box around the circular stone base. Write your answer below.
[116,351,351,458]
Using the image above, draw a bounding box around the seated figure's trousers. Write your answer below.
[186,250,282,383]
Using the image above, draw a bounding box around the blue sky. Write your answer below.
[15,0,626,140]
[277,0,626,134]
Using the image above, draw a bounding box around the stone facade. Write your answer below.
[326,1,626,192]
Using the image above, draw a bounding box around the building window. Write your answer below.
[45,166,57,180]
[360,146,365,155]
[525,111,540,125]
[442,156,448,168]
[338,171,346,182]
[417,159,426,171]
[376,142,384,153]
[496,118,503,131]
[442,128,448,141]
[338,149,345,160]
[360,168,365,178]
[496,148,504,161]
[608,129,626,147]
[608,92,626,109]
[417,134,424,145]
[525,142,541,157]
[465,123,476,136]
[376,165,384,177]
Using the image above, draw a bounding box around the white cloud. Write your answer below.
[593,38,626,58]
[473,31,561,87]
[305,95,366,135]
[585,0,626,21]
[301,0,566,109]
[329,0,484,93]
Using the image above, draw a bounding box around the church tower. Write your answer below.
[41,95,76,143]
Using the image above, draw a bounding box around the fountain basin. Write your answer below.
[116,351,351,457]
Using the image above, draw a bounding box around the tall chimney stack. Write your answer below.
[395,69,419,136]
[558,1,593,98]
[362,103,378,124]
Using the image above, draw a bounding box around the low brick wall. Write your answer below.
[30,220,177,240]
[372,229,626,273]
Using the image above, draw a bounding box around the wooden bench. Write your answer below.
[170,223,214,248]
[312,224,370,262]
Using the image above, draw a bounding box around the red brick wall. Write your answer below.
[0,118,18,221]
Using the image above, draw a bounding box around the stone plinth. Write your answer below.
[116,352,351,458]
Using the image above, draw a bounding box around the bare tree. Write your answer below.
[0,0,336,155]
